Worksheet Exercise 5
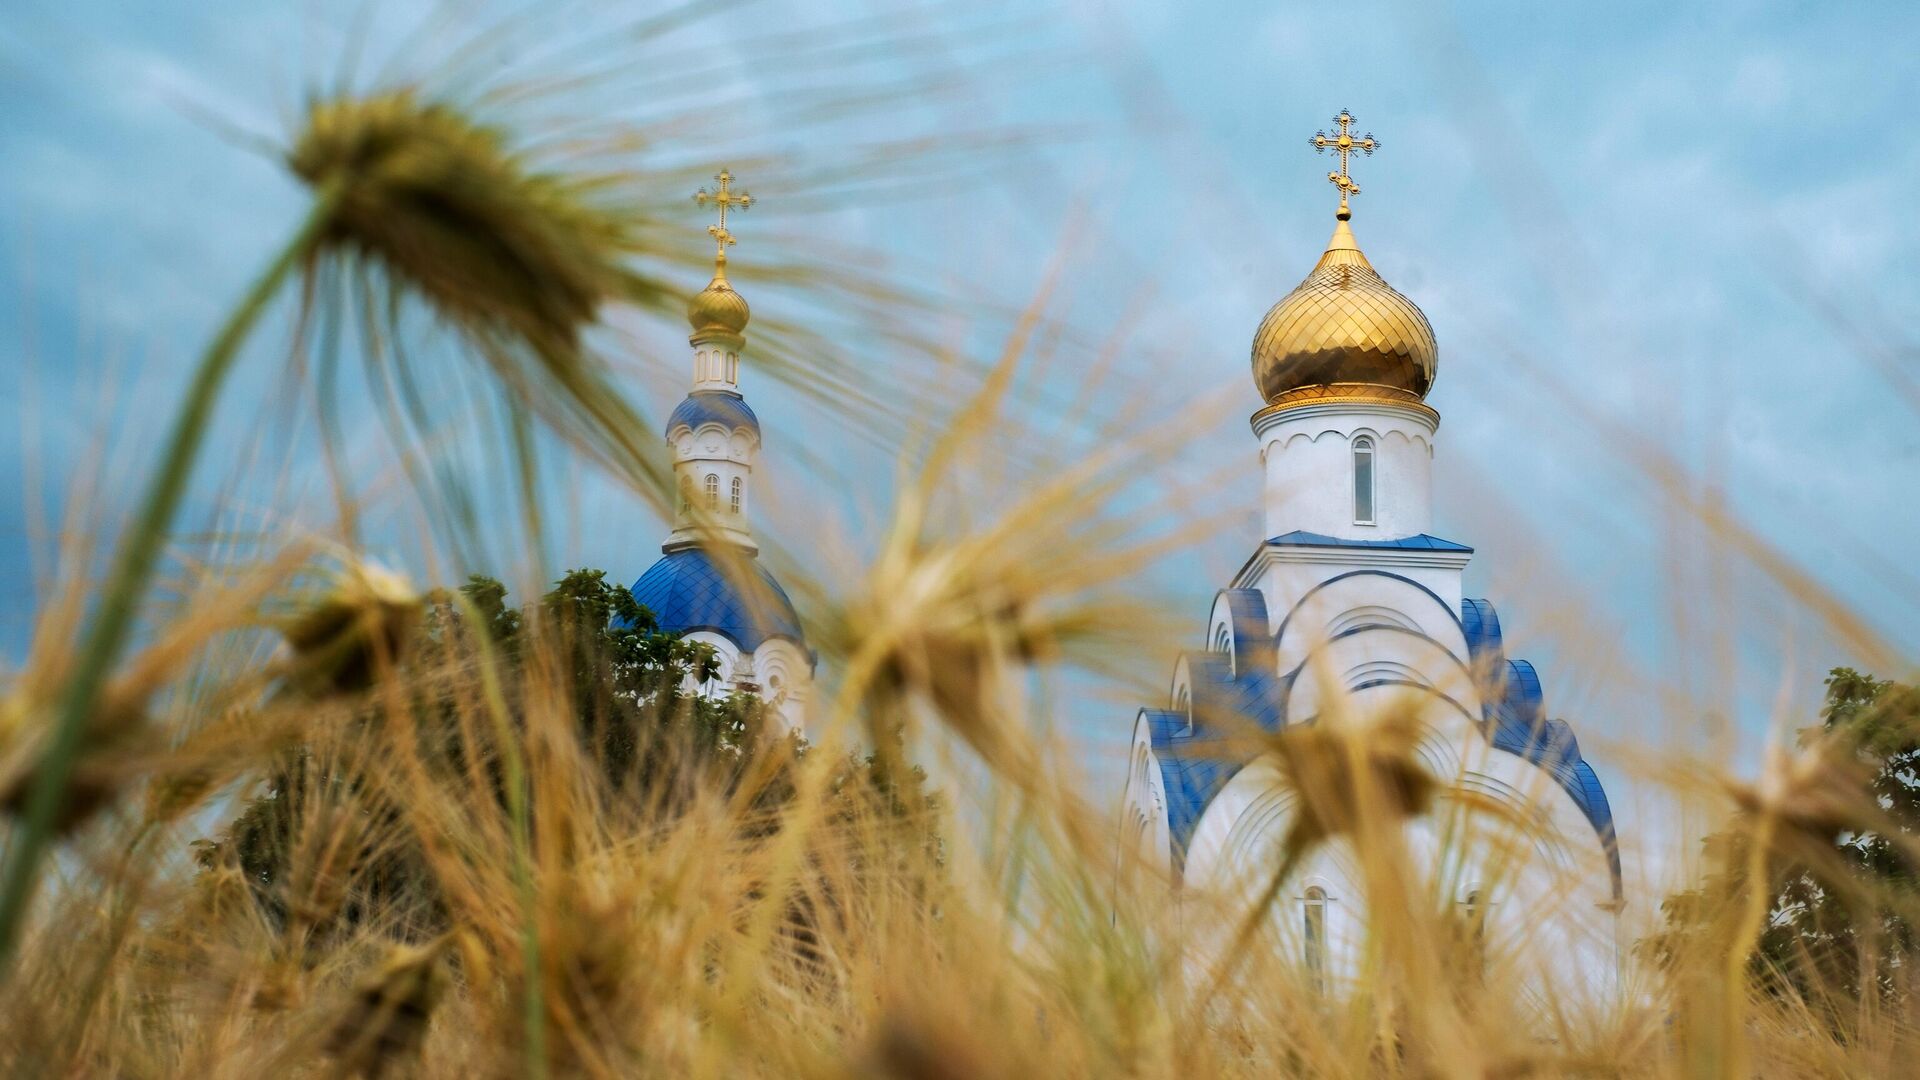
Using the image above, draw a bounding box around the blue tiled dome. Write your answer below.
[628,547,806,656]
[665,391,760,439]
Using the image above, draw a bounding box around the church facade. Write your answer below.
[628,171,814,733]
[1117,115,1622,989]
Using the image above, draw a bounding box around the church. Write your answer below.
[626,171,815,734]
[626,140,1622,989]
[1115,114,1623,989]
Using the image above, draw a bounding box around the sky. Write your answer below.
[3,1,1918,883]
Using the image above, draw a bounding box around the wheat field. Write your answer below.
[3,5,1917,1078]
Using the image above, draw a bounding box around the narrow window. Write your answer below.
[730,477,743,513]
[1303,886,1329,994]
[705,473,719,510]
[1463,889,1487,978]
[678,476,692,513]
[1352,436,1375,525]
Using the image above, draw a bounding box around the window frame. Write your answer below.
[1351,435,1376,526]
[1303,885,1329,994]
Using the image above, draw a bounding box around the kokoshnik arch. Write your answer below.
[1116,112,1624,993]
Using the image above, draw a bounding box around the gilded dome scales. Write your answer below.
[1251,111,1438,408]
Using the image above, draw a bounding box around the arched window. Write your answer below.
[1351,436,1375,525]
[678,476,692,513]
[1303,886,1329,994]
[705,473,720,510]
[730,476,743,513]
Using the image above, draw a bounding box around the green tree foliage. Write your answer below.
[1644,668,1920,1011]
[197,570,939,942]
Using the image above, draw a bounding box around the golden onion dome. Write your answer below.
[1251,216,1437,404]
[687,262,750,337]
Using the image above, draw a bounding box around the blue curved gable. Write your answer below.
[1148,649,1291,872]
[1132,579,1622,901]
[1142,708,1231,871]
[1497,659,1545,729]
[1461,598,1503,666]
[665,390,760,438]
[1213,588,1273,676]
[1484,655,1621,899]
[1185,650,1287,737]
[628,547,807,657]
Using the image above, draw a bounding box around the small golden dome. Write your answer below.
[687,265,750,337]
[1251,217,1437,404]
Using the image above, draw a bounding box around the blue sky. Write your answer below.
[3,0,1917,860]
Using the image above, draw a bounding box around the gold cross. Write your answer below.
[1309,110,1378,219]
[693,169,754,262]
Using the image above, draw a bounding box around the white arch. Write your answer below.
[1284,625,1478,720]
[1326,604,1420,636]
[1273,573,1470,676]
[753,638,811,734]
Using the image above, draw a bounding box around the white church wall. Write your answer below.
[691,345,742,392]
[1254,401,1436,541]
[670,421,757,545]
[1179,681,1621,1010]
[1183,762,1370,988]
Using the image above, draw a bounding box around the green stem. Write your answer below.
[507,406,549,1076]
[0,186,340,974]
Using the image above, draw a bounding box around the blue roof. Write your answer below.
[1478,644,1621,900]
[1187,651,1287,737]
[1267,530,1473,552]
[1142,709,1223,870]
[1146,648,1292,874]
[1143,708,1241,875]
[665,391,760,439]
[628,547,807,656]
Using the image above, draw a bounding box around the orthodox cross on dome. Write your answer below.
[693,168,754,265]
[1309,110,1378,220]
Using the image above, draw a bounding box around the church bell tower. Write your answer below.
[627,169,815,734]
